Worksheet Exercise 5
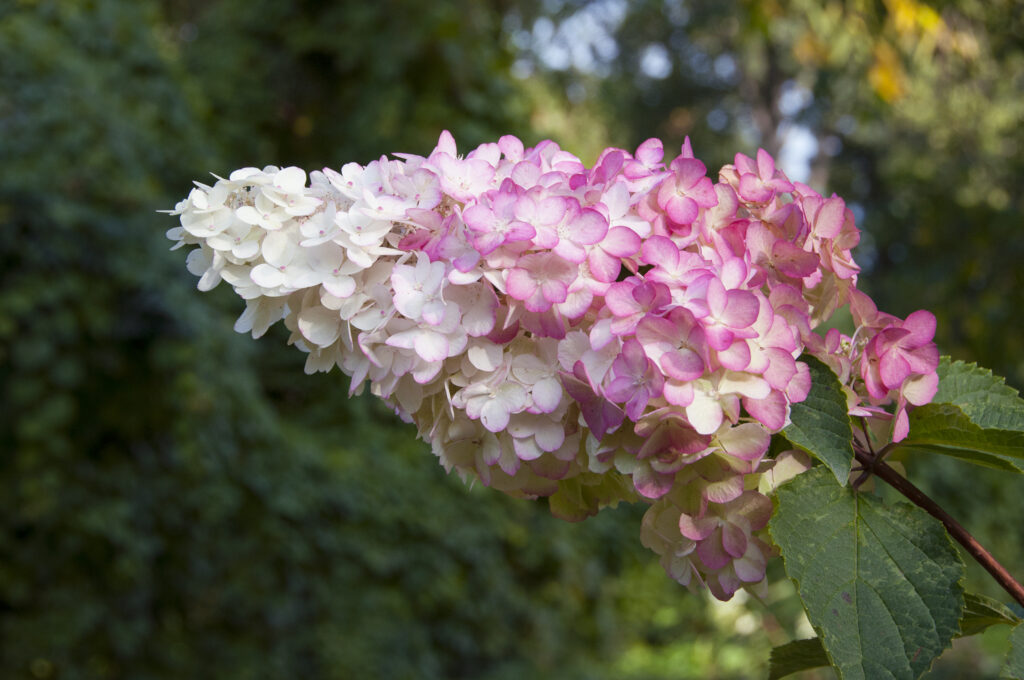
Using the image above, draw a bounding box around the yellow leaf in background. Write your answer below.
[915,4,942,34]
[868,42,907,102]
[886,0,944,37]
[888,0,919,36]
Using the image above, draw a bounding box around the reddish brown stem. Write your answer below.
[853,446,1024,608]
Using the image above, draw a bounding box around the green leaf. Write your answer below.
[769,638,830,679]
[770,467,965,680]
[898,404,1024,471]
[959,592,1022,637]
[783,356,855,485]
[1004,624,1024,679]
[769,596,1020,679]
[934,358,1024,432]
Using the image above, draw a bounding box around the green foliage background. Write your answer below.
[1,0,1021,678]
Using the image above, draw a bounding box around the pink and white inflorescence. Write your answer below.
[168,131,939,600]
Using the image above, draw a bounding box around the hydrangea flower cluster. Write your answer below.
[168,131,939,600]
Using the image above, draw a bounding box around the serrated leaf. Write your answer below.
[768,638,830,679]
[959,592,1022,637]
[935,358,1024,432]
[899,404,1024,469]
[783,356,854,485]
[770,467,965,680]
[1005,624,1024,679]
[770,595,1022,679]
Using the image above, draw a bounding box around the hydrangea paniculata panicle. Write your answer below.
[167,131,939,600]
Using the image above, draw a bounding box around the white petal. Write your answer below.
[718,371,771,400]
[467,342,503,372]
[274,166,307,194]
[494,382,528,412]
[512,437,544,461]
[323,275,356,298]
[530,377,563,413]
[534,419,565,452]
[232,239,260,260]
[197,268,222,291]
[686,390,723,435]
[229,167,264,182]
[394,378,424,414]
[235,205,263,225]
[186,248,212,276]
[480,399,511,432]
[251,263,285,288]
[298,305,342,347]
[262,231,295,267]
[414,329,449,362]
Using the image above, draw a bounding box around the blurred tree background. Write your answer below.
[1,0,1021,678]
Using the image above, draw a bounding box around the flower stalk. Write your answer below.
[853,444,1024,608]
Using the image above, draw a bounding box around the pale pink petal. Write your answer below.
[531,377,563,413]
[511,436,544,461]
[813,197,846,238]
[480,399,511,433]
[511,161,541,188]
[414,330,449,363]
[635,138,664,166]
[660,349,705,382]
[539,279,569,305]
[773,241,820,278]
[665,194,698,224]
[601,225,642,257]
[721,290,760,328]
[678,513,717,541]
[663,380,695,407]
[903,309,937,344]
[719,372,771,400]
[537,195,568,225]
[716,341,751,372]
[734,491,773,528]
[553,239,587,264]
[892,407,910,443]
[879,351,912,390]
[717,423,770,462]
[574,208,610,245]
[721,523,748,558]
[902,372,938,406]
[761,348,797,391]
[756,148,775,179]
[498,134,524,161]
[743,391,788,431]
[734,543,767,582]
[529,454,571,480]
[435,130,457,156]
[786,360,812,403]
[506,268,537,301]
[534,420,565,452]
[738,174,772,203]
[640,235,679,268]
[632,465,675,499]
[905,344,940,376]
[704,475,745,504]
[588,248,622,283]
[696,528,732,570]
